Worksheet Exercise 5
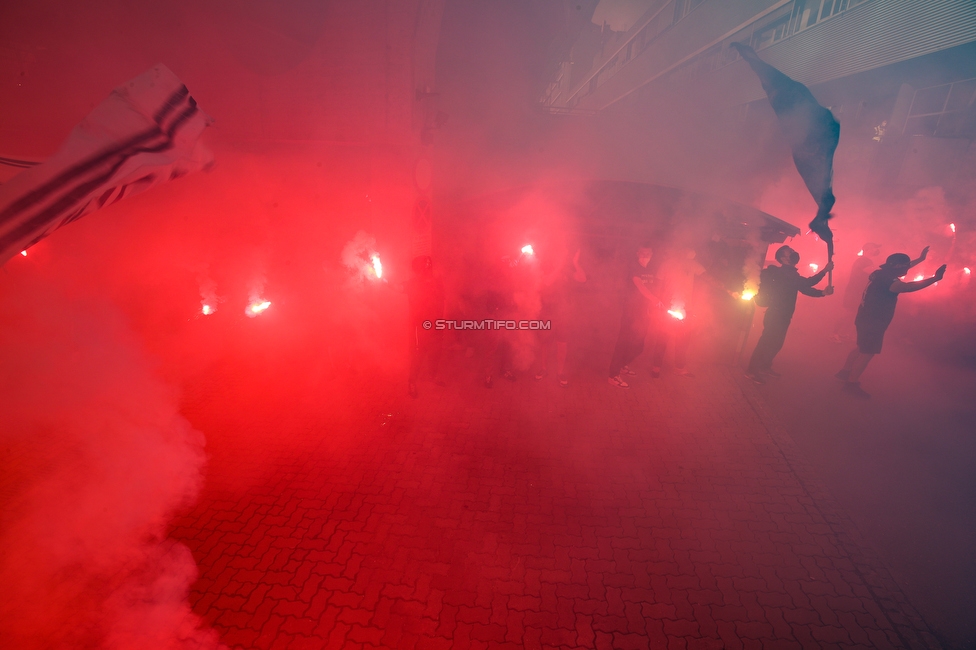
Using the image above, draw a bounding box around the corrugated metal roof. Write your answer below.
[567,0,976,111]
[753,0,976,95]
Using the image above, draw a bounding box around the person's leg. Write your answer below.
[748,325,777,374]
[627,312,649,367]
[847,352,874,382]
[748,314,789,376]
[757,316,790,371]
[835,347,860,380]
[762,318,790,371]
[674,321,691,370]
[609,313,635,377]
[672,321,695,376]
[650,327,667,376]
[746,329,768,375]
[609,337,628,378]
[610,310,643,384]
[651,338,666,368]
[842,350,875,398]
[843,320,884,391]
[535,331,550,379]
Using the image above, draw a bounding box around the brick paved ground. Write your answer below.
[172,362,943,650]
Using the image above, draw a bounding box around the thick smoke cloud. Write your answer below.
[0,276,221,650]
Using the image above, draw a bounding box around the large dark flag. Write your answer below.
[0,64,213,265]
[731,42,839,260]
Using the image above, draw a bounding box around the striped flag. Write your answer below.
[0,64,213,265]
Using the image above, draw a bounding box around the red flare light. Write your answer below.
[809,263,819,272]
[667,308,685,320]
[20,250,27,257]
[521,244,534,255]
[201,304,214,315]
[950,223,956,233]
[370,254,383,279]
[857,250,863,256]
[741,291,755,301]
[964,267,971,275]
[914,274,924,282]
[248,300,271,315]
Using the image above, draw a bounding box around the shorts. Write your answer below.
[855,319,889,355]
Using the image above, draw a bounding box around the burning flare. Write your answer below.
[20,250,27,257]
[201,304,214,316]
[741,290,756,301]
[667,308,685,320]
[341,231,385,285]
[913,274,924,282]
[950,223,956,233]
[247,300,271,316]
[809,263,819,272]
[521,244,534,256]
[857,249,863,256]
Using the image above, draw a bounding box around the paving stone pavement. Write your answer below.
[172,365,943,650]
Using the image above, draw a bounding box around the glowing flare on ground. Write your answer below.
[741,291,756,301]
[370,254,383,279]
[521,244,534,255]
[809,263,819,272]
[249,300,271,315]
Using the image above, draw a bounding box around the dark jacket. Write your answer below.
[756,264,828,319]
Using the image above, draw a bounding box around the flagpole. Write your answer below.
[826,235,834,291]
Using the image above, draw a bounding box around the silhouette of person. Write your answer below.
[836,251,944,398]
[746,245,833,383]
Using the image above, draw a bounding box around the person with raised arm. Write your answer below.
[836,250,943,398]
[745,245,834,384]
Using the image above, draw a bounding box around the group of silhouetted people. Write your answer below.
[402,239,946,399]
[742,243,944,398]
